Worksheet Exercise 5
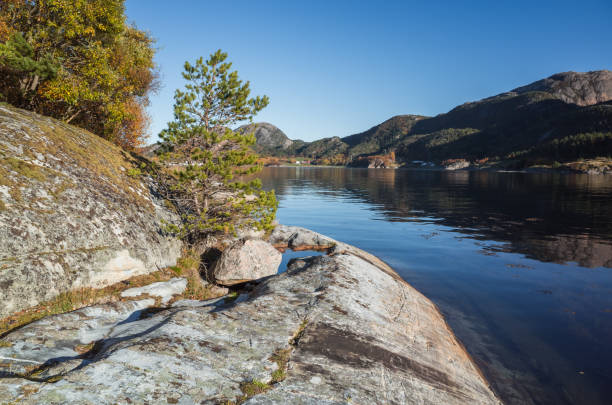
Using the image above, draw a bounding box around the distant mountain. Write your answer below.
[258,70,612,168]
[237,122,294,155]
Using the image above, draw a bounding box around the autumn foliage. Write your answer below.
[0,0,157,150]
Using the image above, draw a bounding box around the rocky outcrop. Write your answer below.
[211,239,282,285]
[512,70,612,106]
[443,159,471,171]
[0,105,182,318]
[0,226,500,404]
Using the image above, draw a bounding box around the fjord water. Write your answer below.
[261,167,612,405]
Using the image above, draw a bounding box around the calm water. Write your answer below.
[260,167,612,405]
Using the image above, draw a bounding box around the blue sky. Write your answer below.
[125,0,612,143]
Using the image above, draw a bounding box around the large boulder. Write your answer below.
[0,229,500,404]
[212,239,282,285]
[0,105,182,318]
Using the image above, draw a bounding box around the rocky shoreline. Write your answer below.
[271,161,612,175]
[0,225,501,404]
[1,106,501,403]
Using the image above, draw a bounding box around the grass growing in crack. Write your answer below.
[227,319,311,403]
[269,347,292,383]
[240,379,271,397]
[174,249,219,301]
[290,319,308,346]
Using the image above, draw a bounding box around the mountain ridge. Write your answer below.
[252,70,612,168]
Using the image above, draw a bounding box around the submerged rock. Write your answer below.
[212,239,282,285]
[0,227,500,404]
[0,105,182,318]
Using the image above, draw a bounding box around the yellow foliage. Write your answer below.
[0,0,156,150]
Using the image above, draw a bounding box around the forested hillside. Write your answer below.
[254,71,612,168]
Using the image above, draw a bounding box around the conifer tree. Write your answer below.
[159,50,277,242]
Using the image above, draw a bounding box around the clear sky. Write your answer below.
[125,0,612,143]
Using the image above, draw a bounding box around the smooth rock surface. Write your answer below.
[0,227,500,404]
[120,278,187,304]
[0,299,155,375]
[212,239,282,285]
[0,105,182,318]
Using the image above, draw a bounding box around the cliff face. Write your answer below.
[0,105,182,318]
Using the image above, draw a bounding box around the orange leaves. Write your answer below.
[111,98,151,150]
[0,0,156,150]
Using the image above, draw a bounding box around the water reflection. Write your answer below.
[264,167,612,268]
[260,167,612,405]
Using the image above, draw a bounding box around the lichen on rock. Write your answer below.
[0,105,182,318]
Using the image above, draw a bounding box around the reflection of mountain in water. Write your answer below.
[261,167,612,268]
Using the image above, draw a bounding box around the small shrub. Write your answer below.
[126,167,142,177]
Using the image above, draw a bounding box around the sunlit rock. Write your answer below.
[212,239,282,285]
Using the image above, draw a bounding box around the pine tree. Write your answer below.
[158,50,277,242]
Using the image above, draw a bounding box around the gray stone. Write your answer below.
[0,105,183,318]
[513,70,612,106]
[120,277,187,304]
[212,239,282,285]
[270,224,336,250]
[0,228,500,404]
[0,299,155,375]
